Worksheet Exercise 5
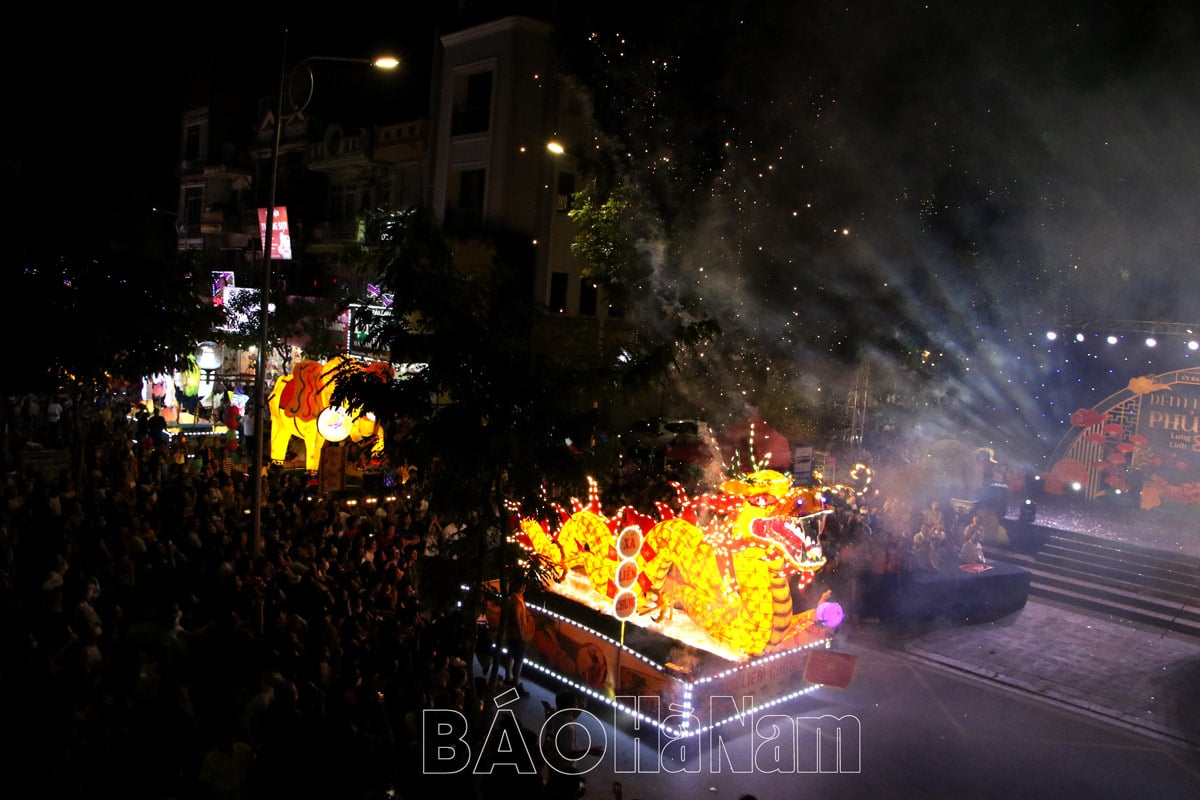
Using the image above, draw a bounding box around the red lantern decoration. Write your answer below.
[1084,433,1107,445]
[1129,435,1148,446]
[1116,442,1135,454]
[1103,424,1124,437]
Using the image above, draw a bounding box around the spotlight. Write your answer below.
[1188,341,1199,351]
[1075,333,1085,342]
[1106,335,1118,345]
[1145,337,1157,347]
[1070,481,1083,492]
[1046,331,1058,341]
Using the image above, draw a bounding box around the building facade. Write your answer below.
[175,14,630,369]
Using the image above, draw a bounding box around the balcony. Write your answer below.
[310,221,361,243]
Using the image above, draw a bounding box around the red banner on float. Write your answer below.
[258,207,293,260]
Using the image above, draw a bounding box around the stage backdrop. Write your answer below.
[1046,367,1200,508]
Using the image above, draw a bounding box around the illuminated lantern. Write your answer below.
[517,471,829,657]
[815,601,844,629]
[613,589,637,620]
[317,406,353,443]
[615,559,639,590]
[267,356,392,471]
[616,526,643,559]
[1070,408,1104,427]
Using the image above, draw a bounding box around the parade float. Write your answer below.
[267,355,392,476]
[510,468,846,737]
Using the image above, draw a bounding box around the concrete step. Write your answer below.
[1026,580,1200,639]
[992,546,1200,605]
[986,527,1200,639]
[1040,534,1200,573]
[1020,565,1200,625]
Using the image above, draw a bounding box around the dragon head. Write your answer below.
[720,470,828,574]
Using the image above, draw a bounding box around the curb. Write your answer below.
[899,644,1200,750]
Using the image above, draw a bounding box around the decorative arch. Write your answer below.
[1045,367,1200,509]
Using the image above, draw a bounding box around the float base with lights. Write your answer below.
[509,468,846,738]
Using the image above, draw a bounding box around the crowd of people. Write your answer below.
[0,390,1018,798]
[0,395,506,799]
[810,492,1001,623]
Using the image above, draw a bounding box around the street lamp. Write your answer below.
[250,27,399,556]
[193,345,222,431]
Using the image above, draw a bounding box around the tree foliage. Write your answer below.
[1,251,222,396]
[331,207,720,616]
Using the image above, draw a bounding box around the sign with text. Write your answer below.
[793,445,814,485]
[257,206,293,260]
[803,649,857,689]
[1137,371,1200,491]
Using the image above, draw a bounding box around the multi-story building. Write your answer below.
[175,13,630,374]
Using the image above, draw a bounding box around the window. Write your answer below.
[446,168,486,234]
[183,186,203,231]
[549,272,568,313]
[579,278,597,316]
[331,184,362,222]
[451,70,493,135]
[184,124,201,161]
[556,172,576,213]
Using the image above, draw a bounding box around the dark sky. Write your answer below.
[1,8,454,256]
[550,1,1200,458]
[7,2,1200,461]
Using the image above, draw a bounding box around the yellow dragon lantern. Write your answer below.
[267,356,392,472]
[516,469,830,658]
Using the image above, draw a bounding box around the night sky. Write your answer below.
[553,2,1200,464]
[7,2,1200,466]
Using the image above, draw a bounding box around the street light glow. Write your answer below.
[546,141,565,155]
[373,56,400,69]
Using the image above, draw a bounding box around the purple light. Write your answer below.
[816,601,844,628]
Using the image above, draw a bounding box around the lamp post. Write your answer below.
[195,341,222,427]
[249,28,399,557]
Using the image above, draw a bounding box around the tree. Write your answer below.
[1,250,222,398]
[0,249,222,477]
[331,206,718,719]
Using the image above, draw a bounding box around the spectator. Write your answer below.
[45,395,64,446]
[542,688,604,800]
[502,576,534,695]
[959,513,985,552]
[961,528,987,565]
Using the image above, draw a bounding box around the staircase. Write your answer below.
[987,524,1200,638]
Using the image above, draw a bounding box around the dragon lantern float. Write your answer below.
[515,469,831,658]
